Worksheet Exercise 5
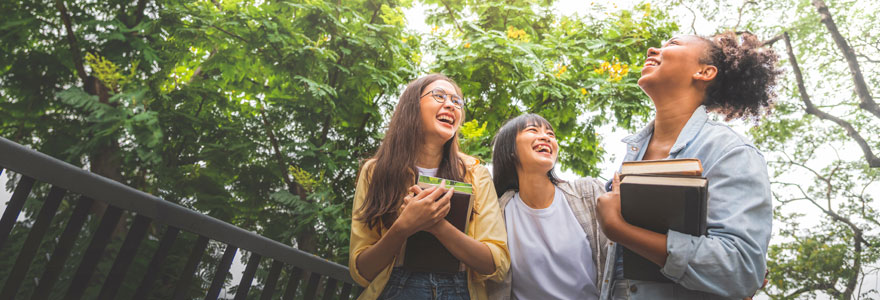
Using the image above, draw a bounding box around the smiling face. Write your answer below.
[419,80,464,146]
[514,123,558,174]
[638,35,710,90]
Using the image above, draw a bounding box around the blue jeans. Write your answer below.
[378,267,470,300]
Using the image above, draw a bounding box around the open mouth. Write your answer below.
[437,113,455,126]
[533,144,553,155]
[644,58,660,67]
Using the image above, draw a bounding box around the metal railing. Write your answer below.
[0,136,361,299]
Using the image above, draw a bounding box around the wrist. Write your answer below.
[428,220,452,237]
[388,222,413,240]
[604,216,629,242]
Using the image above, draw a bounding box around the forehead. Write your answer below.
[423,80,458,95]
[522,120,553,131]
[663,35,705,47]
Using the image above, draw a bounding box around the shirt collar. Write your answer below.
[621,105,709,156]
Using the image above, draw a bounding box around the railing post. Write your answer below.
[232,253,262,300]
[0,186,66,299]
[64,205,124,300]
[133,226,180,300]
[172,235,210,300]
[32,196,95,299]
[98,214,153,300]
[0,175,35,249]
[260,260,284,300]
[282,267,304,300]
[205,244,238,300]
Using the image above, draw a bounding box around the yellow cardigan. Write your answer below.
[349,155,510,300]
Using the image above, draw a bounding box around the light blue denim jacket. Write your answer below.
[599,106,772,299]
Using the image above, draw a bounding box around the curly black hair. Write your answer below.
[699,31,782,120]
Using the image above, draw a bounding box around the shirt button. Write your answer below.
[631,146,638,151]
[630,284,638,293]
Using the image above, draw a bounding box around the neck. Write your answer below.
[515,167,555,209]
[646,87,703,144]
[416,140,444,169]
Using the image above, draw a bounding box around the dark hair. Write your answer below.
[491,113,562,197]
[699,31,782,120]
[356,74,466,230]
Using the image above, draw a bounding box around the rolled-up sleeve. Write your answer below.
[349,162,382,287]
[470,165,511,282]
[660,145,772,298]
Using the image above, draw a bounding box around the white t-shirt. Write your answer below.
[416,166,438,177]
[505,187,599,300]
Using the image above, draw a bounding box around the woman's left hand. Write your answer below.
[596,173,624,239]
[403,185,453,236]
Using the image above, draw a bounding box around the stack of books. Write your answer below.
[619,158,708,282]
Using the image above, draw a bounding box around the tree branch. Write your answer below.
[258,107,309,202]
[55,0,88,84]
[733,1,756,31]
[133,0,148,25]
[856,53,879,63]
[682,3,697,34]
[762,33,783,46]
[812,0,880,119]
[783,282,836,299]
[439,0,463,32]
[782,32,880,168]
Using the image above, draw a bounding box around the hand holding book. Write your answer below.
[395,180,453,237]
[403,183,454,235]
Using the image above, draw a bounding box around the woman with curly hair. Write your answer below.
[596,31,780,299]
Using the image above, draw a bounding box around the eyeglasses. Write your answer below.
[421,88,465,109]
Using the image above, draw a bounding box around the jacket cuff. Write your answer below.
[660,230,700,281]
[474,243,509,282]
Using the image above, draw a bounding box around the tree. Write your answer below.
[424,0,678,176]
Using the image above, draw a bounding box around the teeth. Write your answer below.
[437,114,454,124]
[533,145,551,153]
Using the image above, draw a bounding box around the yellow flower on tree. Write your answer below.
[580,88,588,95]
[506,26,530,42]
[594,58,630,82]
[464,43,471,48]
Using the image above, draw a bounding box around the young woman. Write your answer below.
[487,114,609,300]
[596,31,780,299]
[349,74,510,300]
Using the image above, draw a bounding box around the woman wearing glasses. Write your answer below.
[349,74,509,300]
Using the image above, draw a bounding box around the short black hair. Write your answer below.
[699,31,782,120]
[491,113,562,197]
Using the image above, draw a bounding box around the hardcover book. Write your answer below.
[620,158,703,177]
[619,159,708,282]
[402,175,474,273]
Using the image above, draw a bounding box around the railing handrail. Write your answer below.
[0,136,355,285]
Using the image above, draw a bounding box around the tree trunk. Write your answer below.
[812,0,880,119]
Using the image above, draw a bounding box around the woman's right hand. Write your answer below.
[393,181,453,237]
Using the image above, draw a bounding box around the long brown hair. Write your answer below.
[356,74,466,230]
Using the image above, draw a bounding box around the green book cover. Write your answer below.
[417,175,473,194]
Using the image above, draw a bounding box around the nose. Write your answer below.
[647,47,660,57]
[440,98,456,111]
